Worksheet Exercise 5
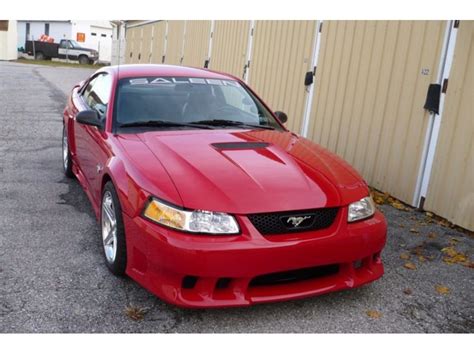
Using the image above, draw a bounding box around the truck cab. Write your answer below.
[58,39,99,64]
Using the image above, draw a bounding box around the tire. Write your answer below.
[35,51,44,60]
[78,55,89,65]
[62,125,74,178]
[101,181,127,276]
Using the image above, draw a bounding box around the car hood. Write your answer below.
[123,129,369,214]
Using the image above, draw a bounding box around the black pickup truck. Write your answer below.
[25,39,99,64]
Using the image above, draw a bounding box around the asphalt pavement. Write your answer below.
[0,61,473,333]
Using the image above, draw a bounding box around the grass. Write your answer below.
[13,57,106,69]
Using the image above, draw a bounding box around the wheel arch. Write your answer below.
[101,156,140,219]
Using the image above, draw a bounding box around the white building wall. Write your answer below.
[71,21,112,63]
[17,21,72,49]
[0,20,18,60]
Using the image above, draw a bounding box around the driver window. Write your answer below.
[59,40,72,49]
[82,74,112,119]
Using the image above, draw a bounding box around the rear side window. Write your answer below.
[82,74,113,118]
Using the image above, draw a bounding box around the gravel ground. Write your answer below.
[0,61,473,333]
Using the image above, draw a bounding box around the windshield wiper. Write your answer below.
[119,120,213,129]
[189,119,275,130]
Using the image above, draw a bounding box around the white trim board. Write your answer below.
[301,20,323,137]
[412,20,459,207]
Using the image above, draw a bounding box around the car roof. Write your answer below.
[104,64,238,81]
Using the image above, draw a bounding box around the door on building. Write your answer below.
[249,21,317,133]
[305,21,447,205]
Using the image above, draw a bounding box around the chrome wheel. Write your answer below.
[62,128,68,171]
[101,191,118,263]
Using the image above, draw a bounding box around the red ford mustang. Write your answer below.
[62,64,387,308]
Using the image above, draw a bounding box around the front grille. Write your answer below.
[249,264,340,287]
[248,207,338,235]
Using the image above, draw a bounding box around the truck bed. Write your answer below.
[25,41,59,58]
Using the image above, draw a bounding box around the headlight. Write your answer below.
[348,196,376,222]
[143,198,239,235]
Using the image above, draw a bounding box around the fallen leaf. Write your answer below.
[426,212,434,217]
[427,232,436,239]
[411,245,425,256]
[437,219,451,227]
[449,238,459,245]
[125,306,147,321]
[462,261,474,268]
[418,255,427,262]
[391,200,406,210]
[410,228,419,234]
[400,253,410,260]
[399,224,406,228]
[399,243,406,247]
[435,284,450,295]
[441,246,468,264]
[366,310,382,319]
[404,262,417,270]
[371,190,388,205]
[403,288,413,295]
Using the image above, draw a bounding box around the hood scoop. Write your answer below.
[212,142,269,150]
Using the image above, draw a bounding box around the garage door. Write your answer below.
[150,21,167,64]
[182,21,211,68]
[306,21,446,204]
[164,21,185,65]
[424,21,474,230]
[125,26,138,64]
[138,24,152,63]
[209,20,250,78]
[249,21,316,133]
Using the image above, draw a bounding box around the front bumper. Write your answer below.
[124,207,387,308]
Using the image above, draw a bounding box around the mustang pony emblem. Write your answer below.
[286,216,312,228]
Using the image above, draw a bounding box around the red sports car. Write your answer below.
[62,64,386,308]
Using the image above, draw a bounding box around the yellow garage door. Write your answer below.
[150,21,167,64]
[164,21,185,65]
[182,21,211,68]
[425,21,474,230]
[306,21,446,204]
[125,26,139,64]
[209,20,250,78]
[249,21,316,133]
[139,24,153,63]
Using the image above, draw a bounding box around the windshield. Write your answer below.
[114,76,284,131]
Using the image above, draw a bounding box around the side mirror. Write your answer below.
[76,110,102,127]
[274,111,288,124]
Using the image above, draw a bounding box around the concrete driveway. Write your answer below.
[0,61,473,333]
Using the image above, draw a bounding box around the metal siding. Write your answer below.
[150,21,166,64]
[249,21,316,133]
[209,21,250,78]
[182,21,211,67]
[425,21,474,230]
[307,21,446,204]
[165,20,185,65]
